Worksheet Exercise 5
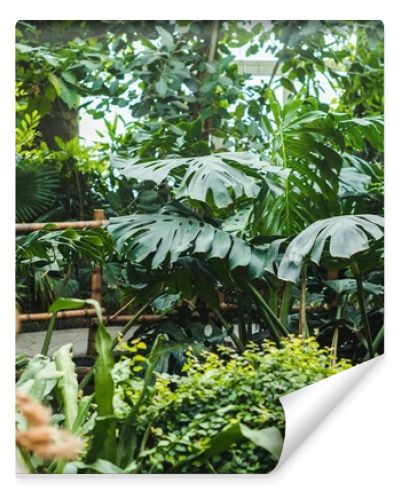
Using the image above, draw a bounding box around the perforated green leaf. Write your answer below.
[278,214,384,283]
[112,152,270,208]
[108,212,265,275]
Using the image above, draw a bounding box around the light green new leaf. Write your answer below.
[54,343,78,430]
[16,355,62,401]
[49,297,103,322]
[240,424,283,461]
[88,323,117,462]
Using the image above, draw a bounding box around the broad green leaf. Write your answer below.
[239,424,283,461]
[113,152,264,209]
[87,322,117,462]
[278,214,384,282]
[16,356,61,401]
[108,212,266,276]
[325,279,384,296]
[87,459,137,474]
[73,395,94,434]
[156,26,175,51]
[59,80,78,108]
[64,459,137,474]
[47,73,78,108]
[155,78,168,97]
[173,422,283,470]
[47,73,62,95]
[201,422,243,459]
[61,71,77,85]
[152,293,180,313]
[54,344,78,430]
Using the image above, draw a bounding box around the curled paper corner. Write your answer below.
[272,355,383,473]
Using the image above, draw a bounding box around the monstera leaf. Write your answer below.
[108,212,267,278]
[112,152,283,209]
[278,214,384,283]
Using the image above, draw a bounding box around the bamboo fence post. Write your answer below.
[86,209,106,355]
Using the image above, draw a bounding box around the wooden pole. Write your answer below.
[18,302,325,324]
[86,209,106,355]
[19,309,103,322]
[18,302,326,327]
[16,220,107,233]
[19,310,166,324]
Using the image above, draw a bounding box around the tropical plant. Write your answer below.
[16,297,350,474]
[15,19,384,476]
[278,214,384,357]
[16,226,112,310]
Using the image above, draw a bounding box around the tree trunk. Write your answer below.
[38,98,79,148]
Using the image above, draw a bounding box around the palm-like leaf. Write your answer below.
[260,91,384,235]
[113,152,283,209]
[16,165,59,222]
[278,214,384,282]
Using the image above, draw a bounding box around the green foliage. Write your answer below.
[54,344,79,430]
[16,164,59,223]
[109,210,264,276]
[114,152,272,209]
[17,329,349,474]
[87,322,117,462]
[16,227,112,308]
[112,337,350,473]
[15,21,384,474]
[278,214,384,283]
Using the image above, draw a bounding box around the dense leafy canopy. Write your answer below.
[15,20,383,475]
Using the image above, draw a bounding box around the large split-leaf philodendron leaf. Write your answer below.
[278,214,384,283]
[108,213,266,277]
[112,152,282,209]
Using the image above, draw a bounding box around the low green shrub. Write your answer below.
[112,337,351,473]
[16,327,351,474]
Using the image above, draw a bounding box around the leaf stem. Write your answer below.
[372,324,384,355]
[212,307,245,352]
[116,335,164,467]
[299,264,309,339]
[244,281,288,345]
[41,311,57,356]
[279,282,293,328]
[330,304,342,368]
[351,259,373,359]
[236,289,247,345]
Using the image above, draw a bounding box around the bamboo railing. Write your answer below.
[17,209,110,355]
[15,219,107,233]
